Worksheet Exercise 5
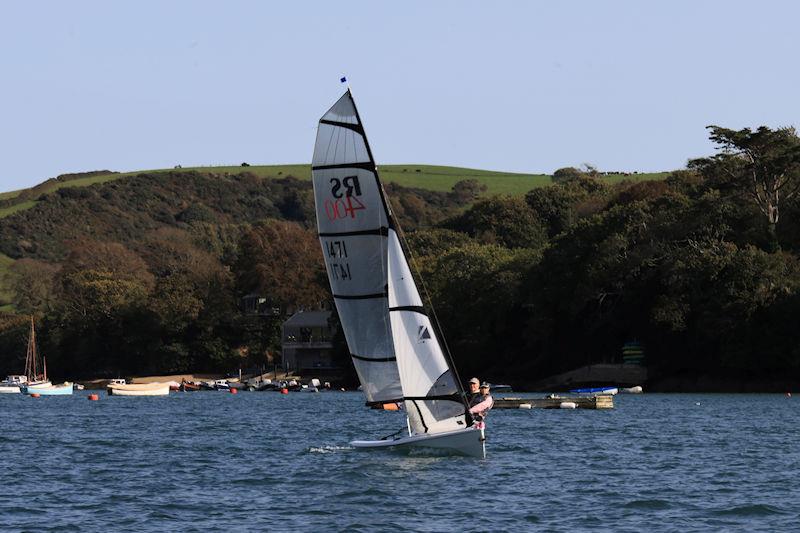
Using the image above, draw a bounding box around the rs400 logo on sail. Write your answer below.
[325,176,366,220]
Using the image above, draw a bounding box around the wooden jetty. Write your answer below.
[494,395,614,410]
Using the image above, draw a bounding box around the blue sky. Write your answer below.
[1,1,798,192]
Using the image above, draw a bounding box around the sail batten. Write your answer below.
[311,162,374,171]
[312,90,468,432]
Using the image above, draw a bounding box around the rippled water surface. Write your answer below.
[1,391,799,531]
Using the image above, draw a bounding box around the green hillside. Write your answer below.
[0,164,668,219]
[0,163,669,310]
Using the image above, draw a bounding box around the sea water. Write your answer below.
[1,392,798,532]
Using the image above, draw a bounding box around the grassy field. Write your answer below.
[60,164,552,195]
[0,164,671,219]
[76,163,668,194]
[0,201,37,219]
[0,189,24,200]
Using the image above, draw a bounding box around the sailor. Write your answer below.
[468,382,493,429]
[467,377,481,405]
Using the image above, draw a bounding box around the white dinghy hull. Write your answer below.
[352,426,485,458]
[107,383,170,396]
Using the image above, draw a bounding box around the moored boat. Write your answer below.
[25,380,54,389]
[22,317,52,388]
[18,317,67,393]
[0,375,27,394]
[213,379,230,391]
[107,382,170,396]
[22,382,73,395]
[180,380,201,391]
[569,386,619,396]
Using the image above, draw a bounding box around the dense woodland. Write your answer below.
[2,125,800,390]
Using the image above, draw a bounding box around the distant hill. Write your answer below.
[0,164,669,219]
[0,164,669,311]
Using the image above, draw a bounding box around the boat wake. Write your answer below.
[307,445,354,454]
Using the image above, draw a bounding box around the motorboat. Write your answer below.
[0,375,27,394]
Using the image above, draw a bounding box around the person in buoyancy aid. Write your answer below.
[468,382,493,429]
[467,377,482,406]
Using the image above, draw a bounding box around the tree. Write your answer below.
[420,243,540,376]
[404,228,471,258]
[56,240,154,322]
[450,179,487,203]
[690,126,800,251]
[525,177,607,238]
[552,167,583,183]
[445,196,547,249]
[6,259,59,315]
[234,220,328,310]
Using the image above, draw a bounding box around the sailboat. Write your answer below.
[20,317,72,396]
[23,316,50,388]
[311,89,485,458]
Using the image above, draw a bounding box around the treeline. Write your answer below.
[423,126,800,389]
[3,125,800,390]
[0,171,479,379]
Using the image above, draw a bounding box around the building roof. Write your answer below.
[283,310,332,328]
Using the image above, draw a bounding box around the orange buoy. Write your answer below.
[229,387,238,394]
[383,402,400,411]
[30,393,41,398]
[88,394,99,401]
[280,388,289,394]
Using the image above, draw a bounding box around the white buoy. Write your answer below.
[519,403,532,409]
[559,402,577,409]
[622,385,643,394]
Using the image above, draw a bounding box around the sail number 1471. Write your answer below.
[326,240,352,281]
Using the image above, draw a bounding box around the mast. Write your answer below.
[24,316,38,382]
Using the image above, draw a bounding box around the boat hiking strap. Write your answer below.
[379,428,405,441]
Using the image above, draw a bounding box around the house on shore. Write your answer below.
[281,310,341,375]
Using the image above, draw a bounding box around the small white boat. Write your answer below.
[0,375,29,393]
[25,380,54,389]
[621,385,643,394]
[107,382,170,396]
[213,379,230,391]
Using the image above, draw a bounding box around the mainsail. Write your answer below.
[312,90,469,435]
